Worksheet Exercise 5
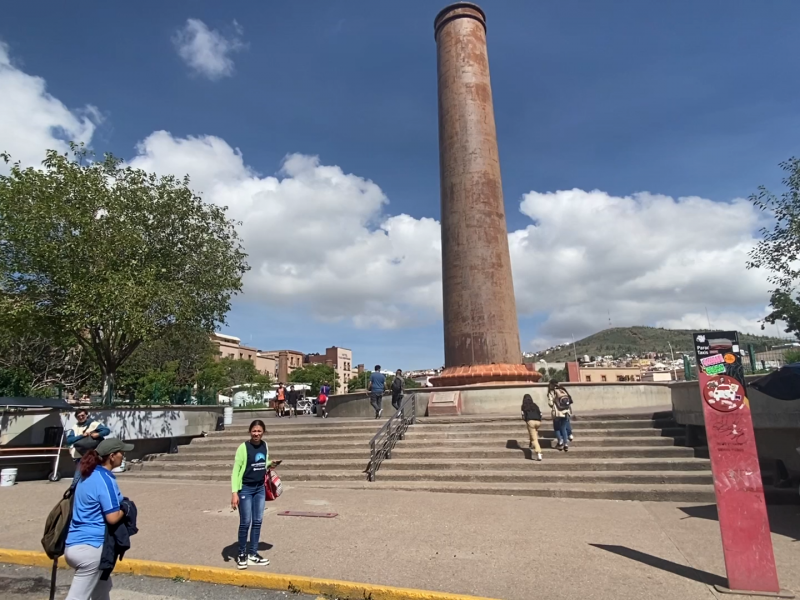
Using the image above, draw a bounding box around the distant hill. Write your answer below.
[525,326,792,363]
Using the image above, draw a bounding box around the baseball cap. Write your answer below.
[96,438,134,456]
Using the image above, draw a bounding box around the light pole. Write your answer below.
[667,342,677,381]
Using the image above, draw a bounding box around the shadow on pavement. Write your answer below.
[505,440,533,460]
[590,544,727,587]
[679,505,800,542]
[221,541,274,563]
[0,573,69,597]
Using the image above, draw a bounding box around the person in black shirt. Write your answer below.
[521,394,543,461]
[286,385,298,418]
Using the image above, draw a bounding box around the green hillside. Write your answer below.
[526,326,791,362]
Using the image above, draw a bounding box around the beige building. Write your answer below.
[640,370,675,382]
[579,366,642,383]
[305,346,357,394]
[260,350,305,384]
[210,333,275,377]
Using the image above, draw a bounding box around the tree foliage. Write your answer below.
[346,371,421,393]
[0,321,97,395]
[748,158,800,338]
[288,364,336,395]
[0,145,249,403]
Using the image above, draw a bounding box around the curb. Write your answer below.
[0,549,499,600]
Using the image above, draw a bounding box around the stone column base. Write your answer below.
[429,364,542,387]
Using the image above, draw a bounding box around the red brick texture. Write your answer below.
[429,364,542,387]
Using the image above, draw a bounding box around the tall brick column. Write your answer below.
[431,2,538,387]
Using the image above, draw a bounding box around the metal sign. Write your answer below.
[693,331,783,595]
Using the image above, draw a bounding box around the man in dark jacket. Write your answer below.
[100,497,138,579]
[391,369,405,411]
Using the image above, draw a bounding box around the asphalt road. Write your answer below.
[0,563,321,600]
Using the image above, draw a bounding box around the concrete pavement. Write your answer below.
[0,563,319,600]
[0,478,798,599]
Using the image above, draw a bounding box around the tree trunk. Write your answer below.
[101,370,116,405]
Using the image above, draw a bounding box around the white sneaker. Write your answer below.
[537,453,543,461]
[569,434,574,441]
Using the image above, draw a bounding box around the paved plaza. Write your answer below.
[0,478,798,599]
[0,563,320,600]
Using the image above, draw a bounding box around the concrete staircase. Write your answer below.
[126,410,718,502]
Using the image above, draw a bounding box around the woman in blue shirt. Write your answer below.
[64,438,133,600]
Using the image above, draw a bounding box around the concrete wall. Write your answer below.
[1,406,223,480]
[324,382,674,419]
[671,380,800,475]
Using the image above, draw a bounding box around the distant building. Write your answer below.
[640,371,675,382]
[570,364,642,383]
[260,350,305,384]
[305,346,358,394]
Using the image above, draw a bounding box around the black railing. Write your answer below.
[366,393,417,481]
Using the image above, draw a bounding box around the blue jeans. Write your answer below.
[70,458,81,488]
[237,484,266,556]
[566,417,572,437]
[554,417,570,445]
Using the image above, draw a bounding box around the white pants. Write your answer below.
[64,544,112,600]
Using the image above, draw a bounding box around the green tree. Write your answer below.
[347,371,420,393]
[289,364,336,395]
[118,323,216,398]
[195,357,272,399]
[748,157,800,338]
[347,370,370,392]
[0,146,248,404]
[784,349,800,364]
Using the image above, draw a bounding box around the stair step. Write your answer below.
[400,437,685,448]
[391,446,699,459]
[294,480,717,503]
[405,427,685,439]
[138,456,711,472]
[126,468,712,485]
[176,436,685,455]
[120,472,715,503]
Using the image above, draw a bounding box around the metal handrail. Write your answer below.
[366,393,417,481]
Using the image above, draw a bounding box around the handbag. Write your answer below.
[265,468,282,501]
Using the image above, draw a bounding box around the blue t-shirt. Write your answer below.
[66,466,122,548]
[369,372,386,394]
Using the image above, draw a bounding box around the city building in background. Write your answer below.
[305,346,359,393]
[260,350,305,383]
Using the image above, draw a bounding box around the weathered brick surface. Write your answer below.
[435,3,523,370]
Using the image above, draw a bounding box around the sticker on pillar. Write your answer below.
[703,375,746,412]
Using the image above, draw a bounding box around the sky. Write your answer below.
[1,1,799,370]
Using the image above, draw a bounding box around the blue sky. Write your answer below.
[2,1,798,369]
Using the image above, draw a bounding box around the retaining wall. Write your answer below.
[325,382,673,419]
[1,406,223,480]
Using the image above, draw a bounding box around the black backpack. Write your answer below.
[391,377,403,393]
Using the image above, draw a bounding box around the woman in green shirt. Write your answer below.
[231,420,277,569]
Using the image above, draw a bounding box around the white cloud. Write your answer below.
[0,39,780,338]
[510,189,775,348]
[0,40,99,172]
[127,131,443,327]
[172,19,245,81]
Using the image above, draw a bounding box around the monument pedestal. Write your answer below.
[429,364,541,387]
